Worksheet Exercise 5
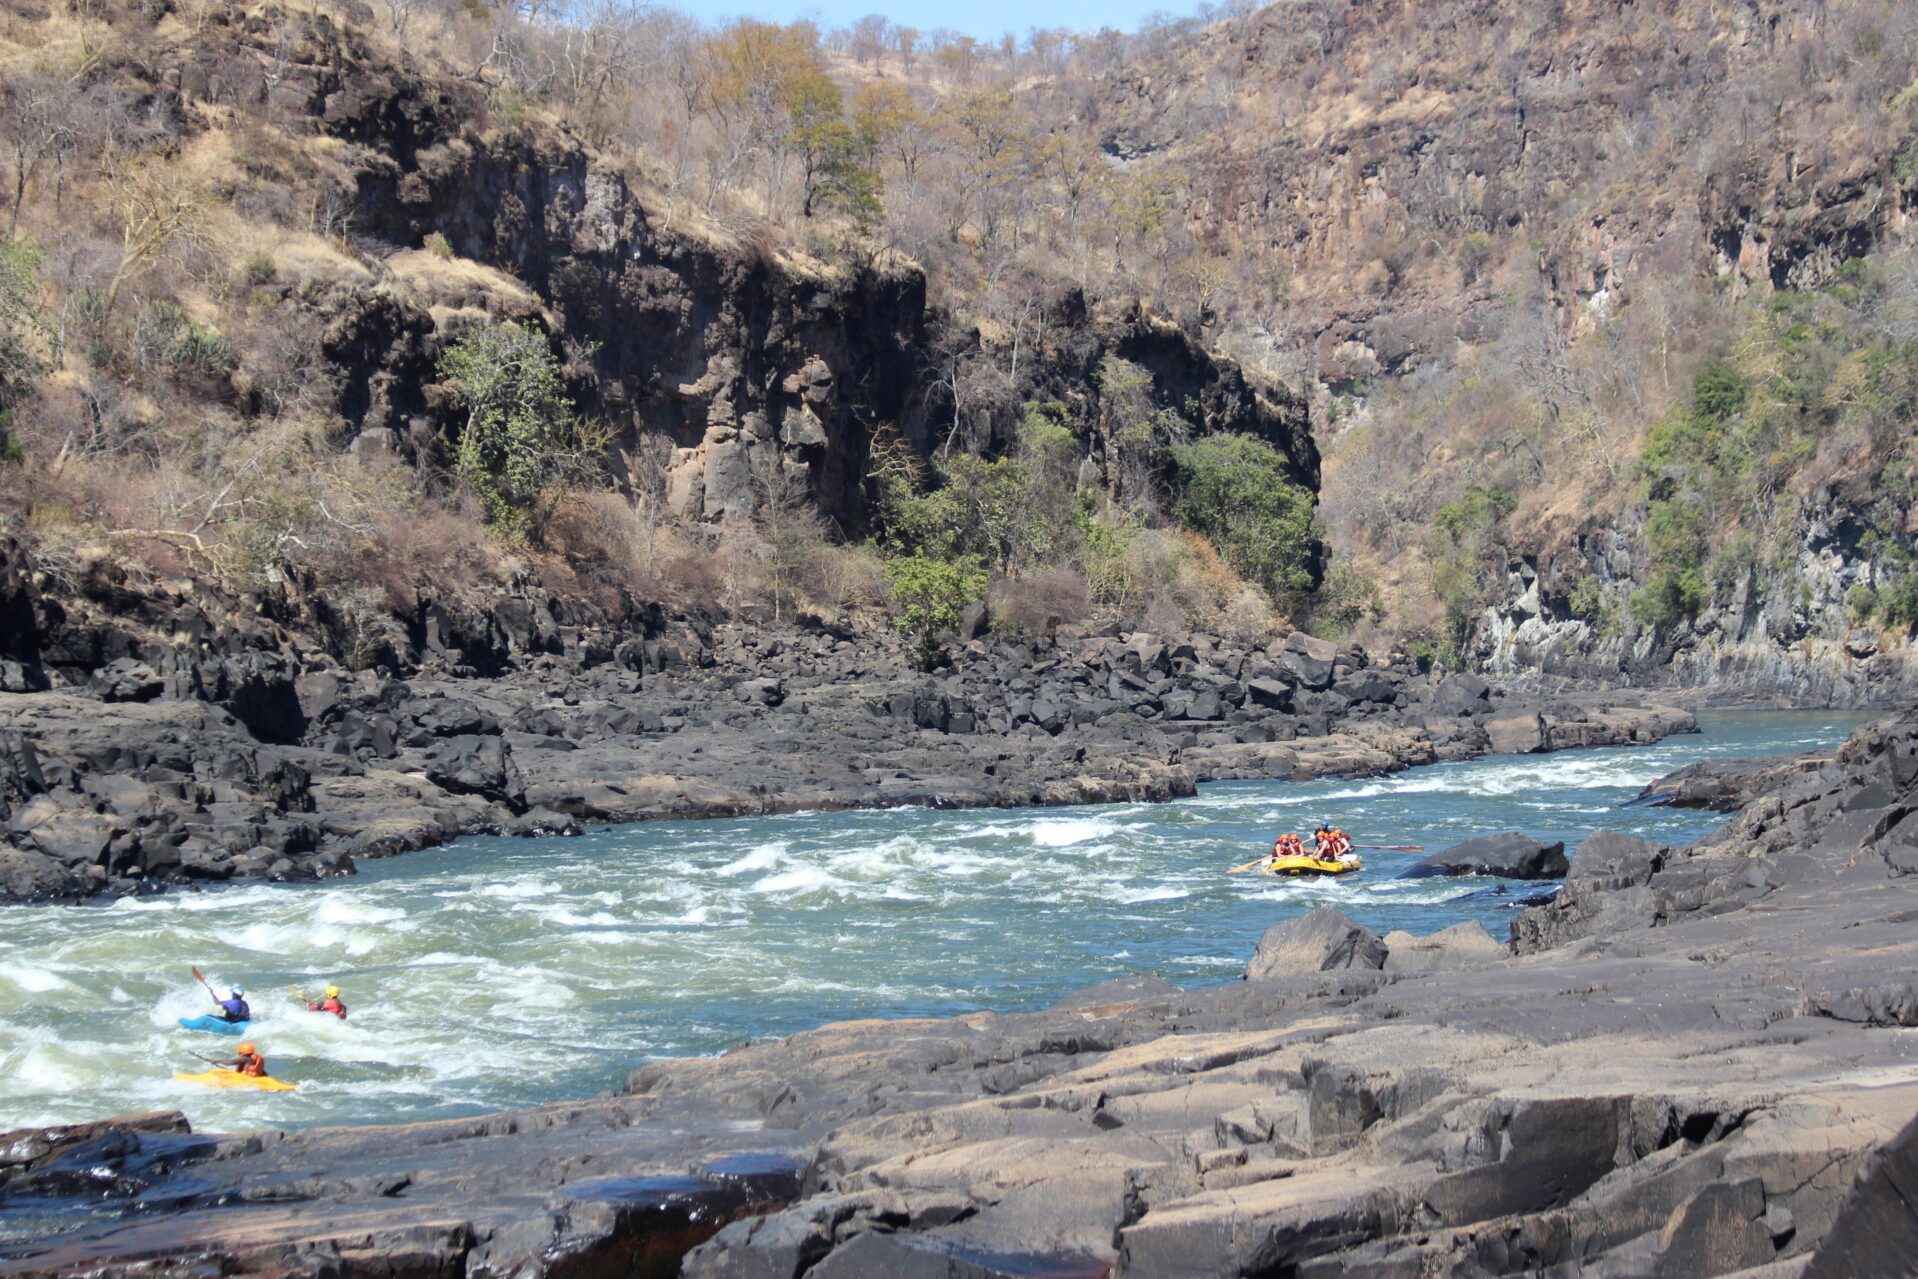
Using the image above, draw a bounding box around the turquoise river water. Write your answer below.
[0,711,1867,1137]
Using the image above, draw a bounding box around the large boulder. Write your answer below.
[1400,832,1568,880]
[1246,906,1386,981]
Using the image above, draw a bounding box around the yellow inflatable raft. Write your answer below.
[174,1068,299,1092]
[1265,854,1362,877]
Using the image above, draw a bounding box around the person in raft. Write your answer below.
[306,985,347,1019]
[215,985,250,1024]
[1269,832,1306,865]
[216,1042,269,1077]
[1313,823,1360,865]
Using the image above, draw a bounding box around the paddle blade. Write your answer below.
[191,965,204,982]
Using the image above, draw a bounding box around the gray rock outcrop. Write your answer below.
[1399,831,1569,879]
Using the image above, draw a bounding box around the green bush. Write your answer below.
[423,231,453,259]
[1431,484,1516,549]
[438,321,602,542]
[1631,567,1709,629]
[883,554,988,669]
[1169,432,1316,603]
[243,253,277,285]
[1566,574,1614,632]
[1690,361,1749,423]
[1878,578,1918,631]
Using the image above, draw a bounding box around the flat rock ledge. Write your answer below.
[5,713,1918,1278]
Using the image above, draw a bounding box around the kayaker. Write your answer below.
[306,985,347,1019]
[214,985,250,1024]
[216,1042,269,1077]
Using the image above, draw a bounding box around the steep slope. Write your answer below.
[1075,0,1918,700]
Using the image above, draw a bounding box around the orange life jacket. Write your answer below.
[237,1052,267,1077]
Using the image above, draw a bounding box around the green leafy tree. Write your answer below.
[438,321,603,543]
[1169,432,1317,603]
[884,553,987,669]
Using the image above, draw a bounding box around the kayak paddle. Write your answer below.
[191,965,219,1005]
[288,984,307,1005]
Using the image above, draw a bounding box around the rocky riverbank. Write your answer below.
[4,712,1917,1276]
[0,607,1694,902]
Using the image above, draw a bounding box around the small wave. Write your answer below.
[1028,818,1117,847]
[716,842,786,877]
[1108,884,1190,904]
[750,867,844,896]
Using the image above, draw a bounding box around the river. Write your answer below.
[0,711,1865,1137]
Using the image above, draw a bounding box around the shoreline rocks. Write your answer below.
[1630,750,1833,812]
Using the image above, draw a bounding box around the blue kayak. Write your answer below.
[178,1015,250,1035]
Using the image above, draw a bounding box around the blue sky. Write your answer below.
[684,0,1206,41]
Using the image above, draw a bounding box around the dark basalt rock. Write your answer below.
[1399,831,1569,880]
[1629,751,1831,812]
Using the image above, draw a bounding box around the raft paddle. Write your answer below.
[1350,845,1423,851]
[1227,855,1271,875]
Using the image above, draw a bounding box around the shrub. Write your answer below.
[1631,567,1709,629]
[989,568,1090,635]
[1308,560,1386,638]
[1691,361,1749,423]
[243,253,277,285]
[1567,574,1615,632]
[437,321,605,543]
[423,231,453,259]
[1454,230,1494,279]
[884,554,988,669]
[1169,432,1316,603]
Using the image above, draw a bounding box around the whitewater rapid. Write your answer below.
[0,711,1865,1134]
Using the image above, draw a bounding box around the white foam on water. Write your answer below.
[716,842,786,877]
[474,876,562,900]
[1110,885,1190,904]
[1028,818,1117,847]
[750,866,844,896]
[0,962,72,995]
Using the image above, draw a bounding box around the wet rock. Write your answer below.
[1400,832,1568,880]
[1631,751,1830,812]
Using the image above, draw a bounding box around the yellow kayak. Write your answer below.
[1265,854,1362,877]
[174,1068,298,1092]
